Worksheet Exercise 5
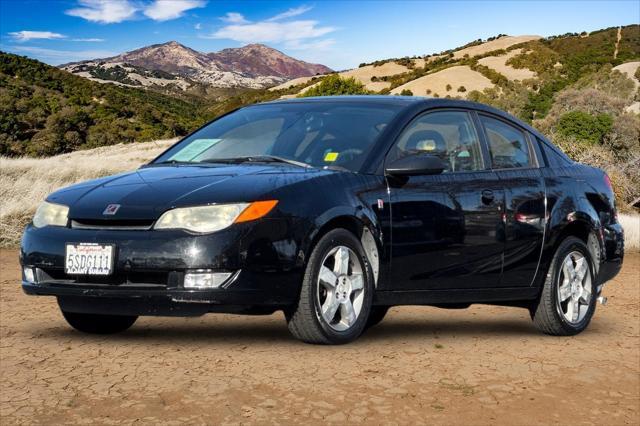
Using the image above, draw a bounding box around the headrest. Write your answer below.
[406,130,446,153]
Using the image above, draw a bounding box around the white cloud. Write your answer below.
[285,38,335,51]
[7,45,116,64]
[8,31,66,42]
[71,38,105,42]
[212,20,335,44]
[143,0,206,22]
[267,5,313,22]
[194,23,202,30]
[211,6,335,47]
[220,12,249,24]
[65,0,138,24]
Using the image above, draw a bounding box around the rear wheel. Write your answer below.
[286,229,373,344]
[60,309,137,334]
[532,237,596,336]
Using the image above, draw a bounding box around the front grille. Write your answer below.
[36,268,177,287]
[71,219,154,231]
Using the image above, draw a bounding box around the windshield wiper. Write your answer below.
[145,160,195,167]
[202,156,312,168]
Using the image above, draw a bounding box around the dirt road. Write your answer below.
[1,250,638,425]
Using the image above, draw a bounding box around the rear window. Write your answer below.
[538,137,573,167]
[480,115,531,169]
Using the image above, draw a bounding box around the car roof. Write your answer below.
[260,95,547,141]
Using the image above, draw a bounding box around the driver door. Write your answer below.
[386,110,505,290]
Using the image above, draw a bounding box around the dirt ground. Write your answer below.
[1,250,638,425]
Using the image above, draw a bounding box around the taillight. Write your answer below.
[604,173,613,192]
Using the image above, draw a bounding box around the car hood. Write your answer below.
[48,164,328,221]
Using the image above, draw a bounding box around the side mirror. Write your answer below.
[385,154,446,176]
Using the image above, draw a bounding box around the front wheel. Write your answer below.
[286,229,374,344]
[532,236,597,336]
[365,306,389,329]
[60,308,137,334]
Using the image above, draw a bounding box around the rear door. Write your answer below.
[477,114,546,287]
[386,109,505,290]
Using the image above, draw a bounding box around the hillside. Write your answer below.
[61,41,332,90]
[1,25,639,211]
[279,26,639,118]
[0,52,204,156]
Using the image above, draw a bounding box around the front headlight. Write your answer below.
[154,200,278,233]
[33,201,69,228]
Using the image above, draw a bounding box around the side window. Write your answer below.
[480,116,531,169]
[538,137,572,167]
[389,111,484,172]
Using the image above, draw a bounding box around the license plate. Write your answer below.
[65,243,114,275]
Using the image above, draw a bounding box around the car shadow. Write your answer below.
[34,315,584,345]
[364,317,541,339]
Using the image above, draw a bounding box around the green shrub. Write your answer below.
[446,84,452,91]
[400,89,413,96]
[298,75,369,97]
[556,110,613,145]
[457,86,466,92]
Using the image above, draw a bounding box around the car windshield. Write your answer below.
[153,102,402,172]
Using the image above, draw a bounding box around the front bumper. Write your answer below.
[22,279,286,316]
[20,218,305,315]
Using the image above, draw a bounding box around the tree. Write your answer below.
[457,86,467,92]
[446,84,452,91]
[400,89,413,96]
[299,75,369,97]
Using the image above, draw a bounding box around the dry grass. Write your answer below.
[0,137,637,252]
[0,138,177,247]
[268,76,323,91]
[478,49,537,81]
[619,214,640,251]
[612,61,640,89]
[452,35,541,59]
[390,65,494,97]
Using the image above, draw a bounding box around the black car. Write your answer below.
[20,96,624,344]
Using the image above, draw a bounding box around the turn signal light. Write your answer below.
[235,200,278,223]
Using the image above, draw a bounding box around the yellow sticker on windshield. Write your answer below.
[324,152,339,162]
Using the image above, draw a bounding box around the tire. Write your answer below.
[60,309,137,334]
[286,228,374,344]
[365,306,389,329]
[532,236,597,336]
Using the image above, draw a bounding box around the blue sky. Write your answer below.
[0,1,638,70]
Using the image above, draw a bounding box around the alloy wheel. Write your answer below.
[557,251,592,324]
[316,246,365,331]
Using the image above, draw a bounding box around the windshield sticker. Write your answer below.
[169,139,222,162]
[324,152,339,162]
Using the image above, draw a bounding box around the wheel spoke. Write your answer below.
[333,247,350,275]
[319,266,337,288]
[563,257,575,279]
[341,299,357,327]
[350,273,364,291]
[321,292,340,322]
[580,283,592,304]
[570,299,580,323]
[558,280,572,302]
[575,258,588,282]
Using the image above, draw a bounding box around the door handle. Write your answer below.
[481,189,495,205]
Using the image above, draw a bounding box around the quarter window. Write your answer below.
[480,116,531,169]
[389,111,484,172]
